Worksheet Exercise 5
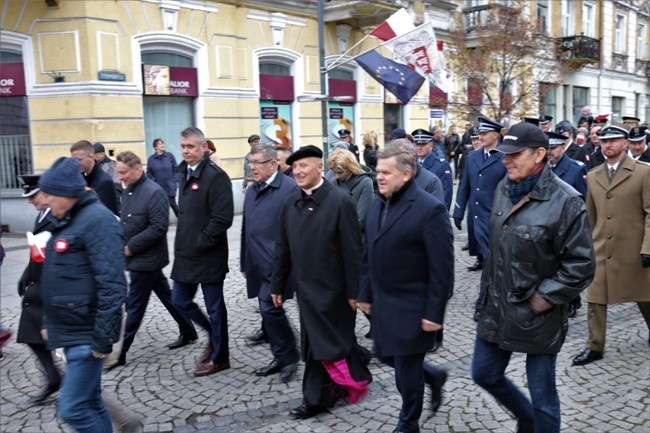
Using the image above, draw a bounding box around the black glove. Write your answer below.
[453,218,463,231]
[642,254,650,268]
[18,282,26,297]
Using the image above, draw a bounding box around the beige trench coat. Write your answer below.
[585,156,650,304]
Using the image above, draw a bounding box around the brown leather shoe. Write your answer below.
[195,343,213,366]
[193,360,230,377]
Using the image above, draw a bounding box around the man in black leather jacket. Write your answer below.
[471,123,595,433]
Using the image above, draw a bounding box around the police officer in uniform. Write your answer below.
[338,129,360,163]
[412,128,453,211]
[628,126,650,163]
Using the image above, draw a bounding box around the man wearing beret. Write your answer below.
[573,122,650,366]
[37,157,126,431]
[473,123,595,432]
[271,145,372,419]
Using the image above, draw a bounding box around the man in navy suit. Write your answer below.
[453,116,506,273]
[412,128,453,211]
[359,147,454,433]
[241,145,299,381]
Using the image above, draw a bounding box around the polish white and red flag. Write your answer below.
[369,8,415,42]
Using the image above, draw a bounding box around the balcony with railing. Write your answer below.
[635,58,649,77]
[612,53,628,72]
[555,35,600,69]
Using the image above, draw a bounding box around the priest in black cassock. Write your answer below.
[270,145,372,420]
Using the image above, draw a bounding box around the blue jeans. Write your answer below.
[472,337,560,433]
[172,281,229,362]
[58,344,112,433]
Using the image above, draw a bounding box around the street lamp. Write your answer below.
[317,0,328,165]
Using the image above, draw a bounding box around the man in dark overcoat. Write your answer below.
[69,140,119,215]
[270,145,372,420]
[359,148,454,433]
[171,127,234,377]
[16,174,62,404]
[241,145,299,381]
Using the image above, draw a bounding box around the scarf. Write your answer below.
[505,165,544,204]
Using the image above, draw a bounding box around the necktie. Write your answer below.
[187,168,193,181]
[608,167,616,184]
[484,152,488,162]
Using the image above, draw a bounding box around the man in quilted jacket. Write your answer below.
[38,156,126,432]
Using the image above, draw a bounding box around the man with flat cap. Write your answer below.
[338,129,360,162]
[16,174,62,404]
[628,126,650,163]
[539,115,553,132]
[37,157,126,431]
[473,122,595,433]
[573,122,650,366]
[271,145,372,420]
[453,116,506,277]
[412,128,453,211]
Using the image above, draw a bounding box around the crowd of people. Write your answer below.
[7,113,650,432]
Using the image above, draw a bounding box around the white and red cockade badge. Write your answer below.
[53,238,69,253]
[191,183,199,191]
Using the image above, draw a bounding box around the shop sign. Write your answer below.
[0,63,26,96]
[143,64,198,97]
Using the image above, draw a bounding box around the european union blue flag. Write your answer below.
[355,49,425,104]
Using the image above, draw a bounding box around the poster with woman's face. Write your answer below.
[328,103,354,153]
[144,64,170,95]
[259,101,292,148]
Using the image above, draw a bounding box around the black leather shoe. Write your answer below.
[461,243,469,251]
[245,329,268,346]
[289,403,327,420]
[167,334,198,350]
[467,260,482,271]
[572,349,603,366]
[429,369,448,413]
[29,383,60,404]
[255,352,299,377]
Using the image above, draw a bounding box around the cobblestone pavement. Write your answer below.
[1,214,648,432]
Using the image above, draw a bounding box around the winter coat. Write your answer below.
[171,156,234,284]
[41,190,126,353]
[330,169,374,232]
[420,152,453,211]
[271,180,362,360]
[551,154,587,198]
[478,165,595,354]
[359,179,453,357]
[585,156,650,304]
[241,171,298,299]
[17,211,54,344]
[86,162,118,215]
[147,151,179,196]
[121,173,169,272]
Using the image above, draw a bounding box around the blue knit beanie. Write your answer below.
[38,157,86,198]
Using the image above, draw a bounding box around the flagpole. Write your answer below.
[326,34,371,72]
[318,0,330,168]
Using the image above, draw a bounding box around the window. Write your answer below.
[638,24,647,59]
[465,0,487,7]
[582,3,595,38]
[615,14,626,53]
[539,83,556,121]
[384,104,403,143]
[0,50,32,189]
[537,0,549,35]
[611,97,624,121]
[572,86,590,125]
[561,0,574,37]
[259,62,290,76]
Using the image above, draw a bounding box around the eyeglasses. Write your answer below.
[248,159,273,167]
